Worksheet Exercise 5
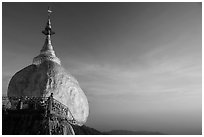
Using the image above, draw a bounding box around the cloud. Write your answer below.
[62,48,201,103]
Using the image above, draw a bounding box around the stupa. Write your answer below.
[3,7,89,135]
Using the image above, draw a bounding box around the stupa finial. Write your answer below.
[42,7,55,36]
[33,7,61,65]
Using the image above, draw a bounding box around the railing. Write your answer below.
[2,95,77,125]
[51,99,74,121]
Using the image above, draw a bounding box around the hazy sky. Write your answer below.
[2,2,202,135]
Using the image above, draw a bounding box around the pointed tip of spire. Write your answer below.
[42,6,55,36]
[33,7,61,65]
[48,6,52,14]
[41,7,55,53]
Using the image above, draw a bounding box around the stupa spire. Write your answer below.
[33,7,61,65]
[41,6,55,54]
[42,7,55,36]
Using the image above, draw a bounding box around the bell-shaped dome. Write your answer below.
[7,9,89,125]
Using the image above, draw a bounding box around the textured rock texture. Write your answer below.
[7,60,89,125]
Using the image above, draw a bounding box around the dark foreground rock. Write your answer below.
[2,109,74,135]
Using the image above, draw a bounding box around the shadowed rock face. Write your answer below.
[7,60,89,125]
[2,109,75,135]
